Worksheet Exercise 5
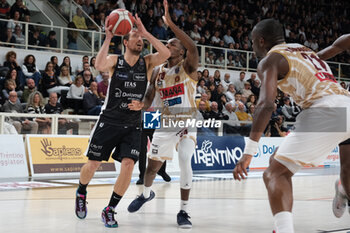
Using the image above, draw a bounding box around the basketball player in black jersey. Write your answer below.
[318,35,350,218]
[74,14,170,228]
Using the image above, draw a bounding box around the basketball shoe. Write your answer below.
[127,190,155,213]
[75,191,87,219]
[158,171,171,182]
[101,206,118,228]
[177,210,192,228]
[333,179,347,218]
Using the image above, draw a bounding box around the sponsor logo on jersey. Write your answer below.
[131,149,140,156]
[115,88,122,98]
[152,149,158,154]
[117,59,124,68]
[120,102,128,109]
[159,83,184,99]
[124,81,137,88]
[117,72,128,80]
[163,97,182,106]
[133,73,146,81]
[122,92,143,99]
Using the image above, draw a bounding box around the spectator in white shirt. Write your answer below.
[197,78,207,94]
[225,84,236,102]
[7,10,21,32]
[13,25,24,45]
[310,38,319,51]
[67,75,85,114]
[222,73,233,91]
[58,65,73,86]
[22,54,42,86]
[223,102,240,126]
[234,71,246,93]
[215,55,225,67]
[190,25,201,44]
[223,29,235,47]
[242,82,254,99]
[211,30,221,46]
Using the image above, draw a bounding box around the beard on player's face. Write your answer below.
[129,47,142,55]
[126,40,143,55]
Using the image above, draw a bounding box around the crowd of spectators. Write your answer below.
[0,52,349,136]
[0,51,104,134]
[0,0,350,135]
[1,0,350,69]
[196,68,304,137]
[0,0,58,50]
[55,0,350,73]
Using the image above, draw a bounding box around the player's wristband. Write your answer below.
[243,138,259,156]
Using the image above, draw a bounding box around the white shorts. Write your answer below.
[275,95,350,173]
[148,128,197,162]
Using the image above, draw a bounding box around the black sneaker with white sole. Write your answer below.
[177,210,192,228]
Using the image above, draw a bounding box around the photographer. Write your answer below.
[265,115,289,137]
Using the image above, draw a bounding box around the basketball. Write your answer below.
[107,9,135,36]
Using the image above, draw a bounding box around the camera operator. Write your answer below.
[265,115,289,137]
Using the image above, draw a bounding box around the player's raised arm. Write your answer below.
[95,17,119,72]
[162,0,199,80]
[318,34,350,60]
[134,14,171,71]
[143,66,160,110]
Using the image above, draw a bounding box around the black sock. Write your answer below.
[77,182,88,195]
[108,192,123,208]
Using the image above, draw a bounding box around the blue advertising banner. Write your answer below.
[192,136,245,171]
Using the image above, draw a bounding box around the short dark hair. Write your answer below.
[254,18,285,46]
[48,30,56,37]
[123,29,137,41]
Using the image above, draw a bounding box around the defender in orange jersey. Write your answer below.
[127,0,199,229]
[233,19,350,233]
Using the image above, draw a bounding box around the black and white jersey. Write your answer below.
[99,55,147,126]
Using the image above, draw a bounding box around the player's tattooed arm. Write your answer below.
[142,66,159,110]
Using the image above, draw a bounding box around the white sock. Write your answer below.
[180,200,189,212]
[274,211,294,233]
[143,186,151,199]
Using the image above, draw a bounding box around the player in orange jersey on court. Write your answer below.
[233,19,350,233]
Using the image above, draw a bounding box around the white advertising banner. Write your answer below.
[0,135,28,178]
[321,146,340,167]
[249,137,282,169]
[248,137,340,169]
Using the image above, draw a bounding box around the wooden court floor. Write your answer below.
[0,168,349,233]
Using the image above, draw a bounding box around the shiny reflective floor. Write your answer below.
[0,168,350,233]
